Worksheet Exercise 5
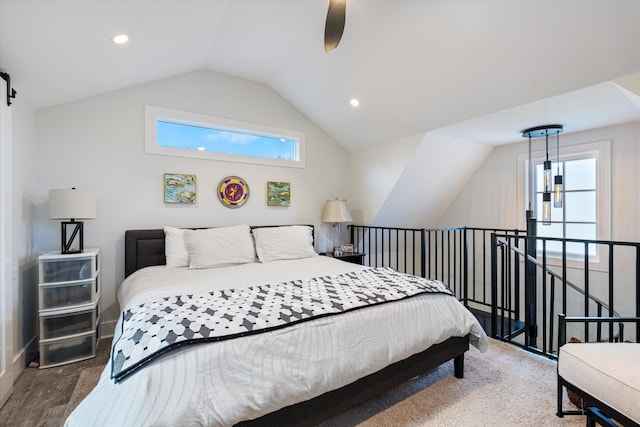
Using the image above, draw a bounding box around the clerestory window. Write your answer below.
[145,105,305,168]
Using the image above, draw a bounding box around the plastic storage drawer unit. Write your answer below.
[39,331,96,368]
[38,277,98,310]
[37,248,101,368]
[39,302,98,340]
[39,256,96,283]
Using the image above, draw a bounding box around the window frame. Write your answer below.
[145,105,306,168]
[533,153,598,259]
[518,139,611,266]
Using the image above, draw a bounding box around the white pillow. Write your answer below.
[252,225,318,263]
[164,226,189,268]
[185,224,256,269]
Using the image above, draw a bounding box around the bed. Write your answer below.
[65,224,488,426]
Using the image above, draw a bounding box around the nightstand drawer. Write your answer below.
[39,304,98,340]
[39,332,96,368]
[38,277,98,310]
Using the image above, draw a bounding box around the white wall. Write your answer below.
[436,120,640,316]
[349,131,493,228]
[11,101,38,377]
[34,70,351,334]
[436,121,640,239]
[349,133,422,225]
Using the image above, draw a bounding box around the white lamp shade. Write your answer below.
[49,189,96,220]
[321,199,353,223]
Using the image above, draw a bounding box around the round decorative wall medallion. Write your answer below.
[217,176,250,208]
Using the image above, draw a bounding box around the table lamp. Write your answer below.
[49,188,96,254]
[321,198,353,254]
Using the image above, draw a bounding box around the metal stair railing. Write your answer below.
[348,225,640,359]
[492,232,640,358]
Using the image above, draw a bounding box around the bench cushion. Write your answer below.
[559,343,640,423]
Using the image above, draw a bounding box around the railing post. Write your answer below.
[420,228,426,278]
[637,245,640,343]
[513,230,520,320]
[490,232,498,338]
[525,215,538,348]
[349,224,354,246]
[463,228,468,306]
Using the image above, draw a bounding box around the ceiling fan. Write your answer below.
[324,0,346,52]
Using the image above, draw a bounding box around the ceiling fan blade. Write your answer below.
[324,0,346,52]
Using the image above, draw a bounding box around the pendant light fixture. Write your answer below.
[521,124,564,226]
[553,129,563,207]
[543,132,552,193]
[542,192,552,225]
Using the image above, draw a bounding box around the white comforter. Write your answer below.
[65,257,488,427]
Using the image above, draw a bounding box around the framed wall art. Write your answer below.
[267,181,291,207]
[164,173,196,204]
[217,176,250,208]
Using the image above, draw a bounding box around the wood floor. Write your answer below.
[0,338,111,427]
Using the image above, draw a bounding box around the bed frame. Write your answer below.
[124,227,471,426]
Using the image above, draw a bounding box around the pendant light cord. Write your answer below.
[556,130,560,173]
[545,131,549,162]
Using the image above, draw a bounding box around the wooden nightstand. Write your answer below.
[321,251,366,265]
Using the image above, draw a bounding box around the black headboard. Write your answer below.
[124,225,315,278]
[124,229,166,278]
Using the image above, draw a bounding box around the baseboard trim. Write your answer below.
[100,319,117,338]
[12,335,37,383]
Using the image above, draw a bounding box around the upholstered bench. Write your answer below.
[557,315,640,427]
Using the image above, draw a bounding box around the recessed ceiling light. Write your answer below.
[350,98,360,107]
[111,34,129,44]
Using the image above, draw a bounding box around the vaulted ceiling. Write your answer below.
[2,0,640,153]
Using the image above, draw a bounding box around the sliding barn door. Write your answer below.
[0,80,14,408]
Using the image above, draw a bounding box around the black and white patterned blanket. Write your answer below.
[111,267,453,382]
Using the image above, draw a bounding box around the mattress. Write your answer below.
[65,256,488,426]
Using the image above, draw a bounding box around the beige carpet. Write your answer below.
[63,338,585,426]
[321,338,585,426]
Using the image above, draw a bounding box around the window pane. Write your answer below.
[551,202,563,221]
[537,223,563,253]
[565,191,596,222]
[157,120,299,161]
[551,161,563,176]
[566,223,597,256]
[565,158,596,191]
[535,163,544,190]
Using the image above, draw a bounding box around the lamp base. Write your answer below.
[331,222,343,253]
[61,221,84,254]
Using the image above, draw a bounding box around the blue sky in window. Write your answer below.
[157,120,297,160]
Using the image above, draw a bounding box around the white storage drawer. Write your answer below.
[38,277,98,310]
[39,303,98,340]
[39,332,96,368]
[38,248,99,284]
[40,257,94,283]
